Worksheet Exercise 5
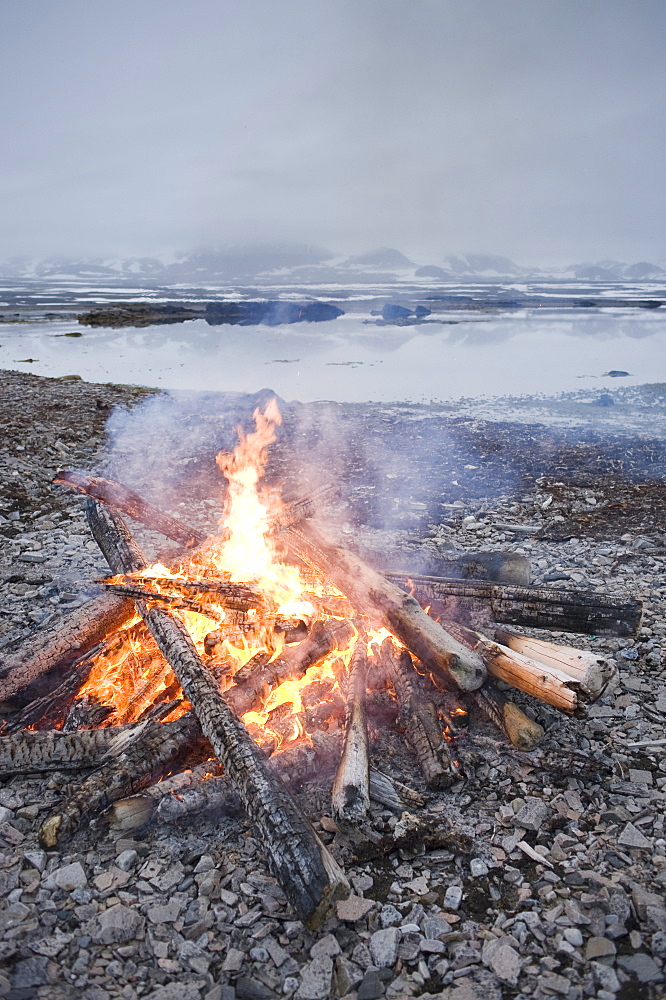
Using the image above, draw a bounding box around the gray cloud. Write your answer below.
[1,0,664,265]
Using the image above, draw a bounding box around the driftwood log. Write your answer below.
[86,500,350,927]
[384,572,642,636]
[285,523,486,692]
[332,637,370,822]
[443,620,607,714]
[379,638,457,787]
[53,470,206,548]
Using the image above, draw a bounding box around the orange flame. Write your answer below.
[79,399,356,748]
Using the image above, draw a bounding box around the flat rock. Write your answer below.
[512,796,548,832]
[488,944,521,985]
[617,953,663,982]
[145,985,205,1000]
[618,822,652,848]
[222,947,245,972]
[369,927,400,967]
[294,955,334,1000]
[337,894,374,921]
[585,936,616,959]
[310,933,341,958]
[85,902,145,944]
[45,860,87,891]
[147,899,183,924]
[10,957,53,988]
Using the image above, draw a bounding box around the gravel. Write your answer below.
[1,370,665,998]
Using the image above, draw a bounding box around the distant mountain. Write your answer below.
[345,248,415,268]
[1,245,663,286]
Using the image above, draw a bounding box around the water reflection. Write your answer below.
[0,303,664,402]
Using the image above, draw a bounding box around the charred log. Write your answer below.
[379,638,457,787]
[1,643,104,733]
[1,717,171,779]
[285,523,486,691]
[385,572,642,636]
[332,638,370,823]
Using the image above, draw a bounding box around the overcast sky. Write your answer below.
[1,0,664,265]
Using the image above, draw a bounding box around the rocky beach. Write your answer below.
[0,370,665,1000]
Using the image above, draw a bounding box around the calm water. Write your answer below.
[1,283,664,402]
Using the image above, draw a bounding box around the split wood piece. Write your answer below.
[285,523,486,692]
[309,730,426,812]
[224,618,355,718]
[39,713,207,848]
[88,502,350,927]
[379,638,458,788]
[110,761,226,831]
[1,717,166,779]
[0,594,135,703]
[1,642,104,733]
[494,628,617,700]
[443,620,582,713]
[368,769,426,812]
[54,470,206,548]
[384,572,643,636]
[332,636,370,823]
[471,680,544,750]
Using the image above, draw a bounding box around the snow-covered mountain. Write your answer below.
[1,245,664,286]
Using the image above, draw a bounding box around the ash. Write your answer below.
[0,371,665,1000]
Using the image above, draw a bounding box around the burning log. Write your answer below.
[332,637,370,823]
[285,523,486,692]
[101,580,255,624]
[385,572,642,636]
[86,500,350,927]
[224,619,354,717]
[379,638,458,788]
[62,696,113,731]
[107,575,261,611]
[471,681,545,750]
[494,628,616,700]
[0,594,135,703]
[39,713,207,847]
[442,620,597,713]
[1,642,104,733]
[53,470,206,548]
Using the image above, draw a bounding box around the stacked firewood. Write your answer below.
[0,472,641,927]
